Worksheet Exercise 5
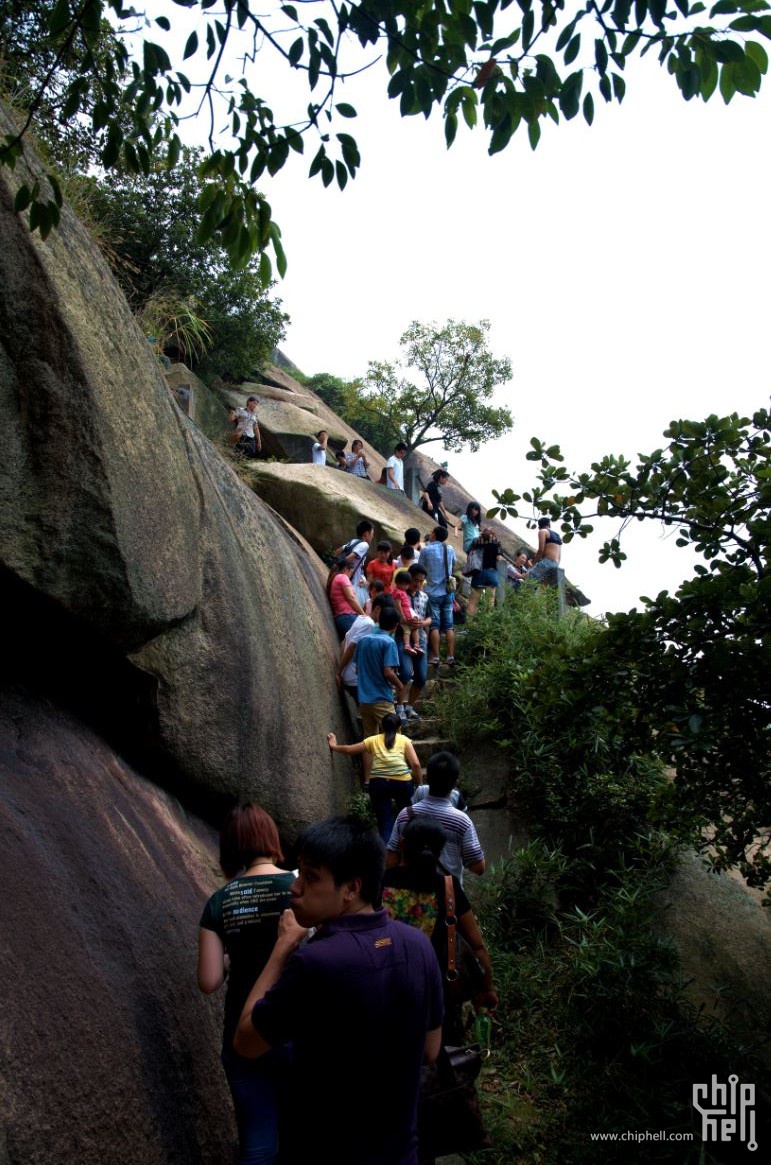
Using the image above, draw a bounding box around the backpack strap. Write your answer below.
[443,874,459,983]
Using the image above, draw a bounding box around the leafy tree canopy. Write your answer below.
[300,371,402,451]
[489,408,771,888]
[87,147,288,378]
[363,319,513,454]
[2,1,770,267]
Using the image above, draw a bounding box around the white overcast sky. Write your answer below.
[152,8,771,616]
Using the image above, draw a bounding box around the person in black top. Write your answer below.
[420,470,459,536]
[198,804,294,1165]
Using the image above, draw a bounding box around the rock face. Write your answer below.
[0,105,350,833]
[244,461,430,559]
[222,369,388,477]
[0,689,232,1165]
[0,110,353,1162]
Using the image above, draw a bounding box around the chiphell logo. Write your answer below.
[692,1075,757,1150]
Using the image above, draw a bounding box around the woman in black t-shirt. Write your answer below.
[198,804,294,1165]
[420,469,459,536]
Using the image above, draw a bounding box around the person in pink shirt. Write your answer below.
[327,558,366,638]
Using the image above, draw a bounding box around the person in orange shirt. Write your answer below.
[366,540,396,593]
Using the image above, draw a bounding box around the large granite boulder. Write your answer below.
[222,369,388,475]
[243,461,432,559]
[0,688,232,1165]
[0,105,350,832]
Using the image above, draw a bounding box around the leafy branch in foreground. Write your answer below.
[2,1,771,266]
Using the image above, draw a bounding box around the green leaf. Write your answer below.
[336,103,357,118]
[583,92,595,125]
[289,37,304,66]
[719,61,736,102]
[155,16,171,31]
[445,111,458,147]
[564,34,581,66]
[13,185,31,213]
[595,40,609,75]
[746,41,769,74]
[48,0,72,38]
[259,250,273,285]
[528,119,541,150]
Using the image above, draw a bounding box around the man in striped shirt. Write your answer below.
[385,751,485,884]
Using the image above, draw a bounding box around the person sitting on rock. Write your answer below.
[231,396,261,458]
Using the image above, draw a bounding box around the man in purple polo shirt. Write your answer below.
[234,817,444,1165]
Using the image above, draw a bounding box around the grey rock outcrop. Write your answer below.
[0,104,350,831]
[0,689,232,1165]
[0,111,355,1163]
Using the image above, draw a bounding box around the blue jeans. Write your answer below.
[223,1048,286,1165]
[368,778,415,842]
[428,592,454,631]
[334,612,358,638]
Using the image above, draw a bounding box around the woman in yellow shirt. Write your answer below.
[327,712,421,841]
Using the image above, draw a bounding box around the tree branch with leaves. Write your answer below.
[2,0,770,269]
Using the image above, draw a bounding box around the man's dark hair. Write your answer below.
[246,395,258,403]
[297,817,385,905]
[409,563,427,579]
[426,751,461,797]
[371,593,395,616]
[404,528,421,546]
[394,442,408,453]
[433,526,449,542]
[356,519,374,538]
[378,605,401,633]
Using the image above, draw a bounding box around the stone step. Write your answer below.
[402,716,440,741]
[411,736,453,763]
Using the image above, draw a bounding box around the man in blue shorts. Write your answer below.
[418,525,457,665]
[234,817,444,1165]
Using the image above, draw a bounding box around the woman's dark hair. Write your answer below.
[297,816,385,905]
[516,548,529,559]
[466,501,482,520]
[376,540,392,557]
[219,803,283,879]
[432,468,449,483]
[371,593,396,617]
[538,517,551,529]
[400,819,449,891]
[379,711,402,749]
[326,556,352,597]
[404,528,421,547]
